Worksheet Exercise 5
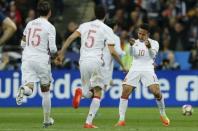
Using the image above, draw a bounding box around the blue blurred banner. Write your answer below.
[0,70,198,107]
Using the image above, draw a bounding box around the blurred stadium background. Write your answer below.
[0,0,198,130]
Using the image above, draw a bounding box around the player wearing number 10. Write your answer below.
[16,1,57,128]
[115,24,170,127]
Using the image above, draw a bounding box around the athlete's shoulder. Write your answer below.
[135,39,139,43]
[44,20,55,29]
[25,19,34,27]
[149,38,159,50]
[80,21,92,27]
[42,19,55,32]
[114,33,119,40]
[149,38,159,44]
[103,23,113,32]
[48,23,55,31]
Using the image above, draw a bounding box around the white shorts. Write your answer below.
[123,69,159,87]
[79,60,104,96]
[21,60,51,85]
[101,61,113,86]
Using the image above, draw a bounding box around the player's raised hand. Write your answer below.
[128,38,135,46]
[145,39,151,48]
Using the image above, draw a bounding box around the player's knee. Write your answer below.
[93,86,102,98]
[41,83,50,92]
[121,84,134,99]
[153,89,161,99]
[149,84,161,98]
[154,91,162,100]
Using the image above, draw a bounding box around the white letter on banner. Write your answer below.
[176,76,198,101]
[13,72,20,98]
[54,74,70,99]
[0,78,11,98]
[71,79,81,96]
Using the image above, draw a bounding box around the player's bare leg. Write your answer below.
[148,84,170,126]
[41,83,54,128]
[84,86,101,128]
[16,83,33,105]
[115,84,135,127]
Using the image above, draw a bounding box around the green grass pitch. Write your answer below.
[0,107,197,131]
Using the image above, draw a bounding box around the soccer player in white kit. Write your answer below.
[56,5,126,128]
[115,24,170,127]
[102,32,125,89]
[101,21,126,89]
[16,1,57,128]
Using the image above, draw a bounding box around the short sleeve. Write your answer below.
[76,24,84,34]
[114,34,124,55]
[48,26,57,54]
[105,27,115,45]
[151,41,159,53]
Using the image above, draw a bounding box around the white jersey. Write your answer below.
[114,34,125,56]
[102,42,113,85]
[103,34,123,69]
[131,38,159,71]
[77,19,115,64]
[102,33,125,85]
[22,17,57,64]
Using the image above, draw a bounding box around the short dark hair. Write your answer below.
[94,5,106,20]
[37,0,51,16]
[139,23,150,32]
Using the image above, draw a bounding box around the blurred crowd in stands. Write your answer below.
[0,0,198,70]
[93,0,198,70]
[0,0,64,70]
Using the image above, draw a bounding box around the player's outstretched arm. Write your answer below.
[56,31,81,65]
[0,17,17,46]
[60,31,80,54]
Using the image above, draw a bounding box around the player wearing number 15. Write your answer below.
[16,1,57,128]
[115,24,170,127]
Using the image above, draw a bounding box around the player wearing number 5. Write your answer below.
[56,5,126,128]
[115,24,170,127]
[16,1,57,128]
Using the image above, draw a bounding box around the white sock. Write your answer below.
[23,86,33,96]
[119,98,128,121]
[86,98,100,124]
[83,91,93,98]
[156,96,166,116]
[42,91,51,123]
